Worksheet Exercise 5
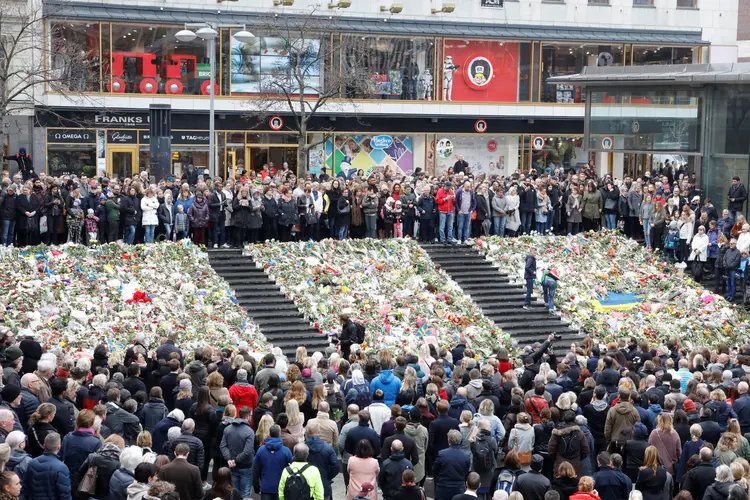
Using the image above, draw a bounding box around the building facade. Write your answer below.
[19,0,739,179]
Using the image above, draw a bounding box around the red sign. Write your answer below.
[443,40,520,103]
[269,116,284,131]
[487,140,498,152]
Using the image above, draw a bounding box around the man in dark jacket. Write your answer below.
[338,314,359,360]
[305,426,339,500]
[428,400,459,468]
[699,407,722,445]
[166,418,205,471]
[448,388,475,420]
[682,447,716,500]
[381,417,418,465]
[519,335,554,392]
[724,238,742,301]
[378,439,414,500]
[433,429,470,500]
[0,184,17,246]
[24,432,71,500]
[105,389,142,445]
[523,247,537,308]
[159,359,181,410]
[141,387,168,432]
[158,443,203,500]
[156,332,183,366]
[728,176,748,221]
[734,381,750,435]
[253,424,292,499]
[344,410,381,458]
[123,364,146,397]
[593,452,631,500]
[220,407,255,498]
[151,409,184,454]
[48,378,75,438]
[514,454,550,500]
[472,380,501,416]
[583,387,610,454]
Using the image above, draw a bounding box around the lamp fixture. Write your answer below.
[233,29,255,43]
[380,3,403,13]
[431,2,455,14]
[273,0,294,5]
[328,0,352,8]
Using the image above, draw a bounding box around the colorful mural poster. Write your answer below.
[308,135,413,179]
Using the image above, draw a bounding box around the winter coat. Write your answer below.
[152,416,181,454]
[378,451,414,500]
[120,195,139,226]
[707,400,737,431]
[508,422,535,454]
[448,396,476,421]
[61,429,101,490]
[370,370,402,407]
[125,481,149,500]
[165,431,205,470]
[141,399,168,432]
[519,187,537,213]
[345,421,381,458]
[336,196,351,226]
[552,476,579,500]
[566,194,583,223]
[157,202,174,226]
[583,400,609,451]
[635,466,671,500]
[505,194,521,231]
[231,196,254,229]
[188,198,209,228]
[582,190,603,220]
[679,214,695,241]
[80,444,122,500]
[229,382,258,413]
[728,183,748,212]
[515,470,552,500]
[188,404,219,451]
[0,192,17,220]
[689,232,709,262]
[106,403,141,446]
[603,187,620,214]
[681,461,717,500]
[628,191,642,217]
[208,190,226,223]
[306,435,340,499]
[470,429,497,489]
[249,197,264,229]
[109,467,135,500]
[26,422,57,458]
[433,444,470,489]
[278,197,299,227]
[476,193,490,221]
[436,188,455,213]
[220,418,255,468]
[548,424,590,477]
[604,402,640,442]
[6,448,31,486]
[417,195,436,220]
[24,453,72,500]
[140,196,159,226]
[17,389,39,430]
[703,480,734,500]
[535,194,551,224]
[533,421,555,456]
[252,436,292,494]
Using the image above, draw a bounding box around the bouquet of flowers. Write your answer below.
[0,242,268,357]
[246,239,508,357]
[474,232,749,350]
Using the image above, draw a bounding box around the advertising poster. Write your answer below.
[309,135,413,178]
[432,135,508,176]
[442,39,519,102]
[231,35,321,95]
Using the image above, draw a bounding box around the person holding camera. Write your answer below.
[519,334,557,392]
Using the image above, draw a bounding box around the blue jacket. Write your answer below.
[644,404,662,433]
[433,445,470,489]
[24,453,72,500]
[708,400,737,431]
[18,388,39,430]
[220,418,255,468]
[593,465,632,500]
[677,438,703,484]
[454,187,476,213]
[370,370,402,407]
[141,399,168,432]
[305,436,339,499]
[152,416,181,454]
[344,422,381,458]
[734,394,750,435]
[109,468,135,500]
[447,396,475,421]
[252,436,292,494]
[61,429,101,490]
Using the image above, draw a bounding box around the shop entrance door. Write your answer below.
[108,146,138,179]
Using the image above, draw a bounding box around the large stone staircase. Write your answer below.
[421,244,581,356]
[207,248,329,356]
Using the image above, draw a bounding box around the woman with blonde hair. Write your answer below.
[647,413,681,476]
[295,346,308,365]
[285,399,305,443]
[507,412,534,471]
[677,423,703,484]
[458,410,474,452]
[474,398,504,444]
[207,371,230,407]
[26,403,57,457]
[396,374,418,407]
[716,433,740,466]
[708,388,738,431]
[569,476,600,500]
[731,461,749,494]
[726,419,750,460]
[284,380,307,407]
[254,414,274,452]
[311,384,326,411]
[635,445,672,500]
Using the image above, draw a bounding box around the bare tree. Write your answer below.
[234,8,370,175]
[0,0,99,154]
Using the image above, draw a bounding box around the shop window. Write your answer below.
[108,24,219,96]
[48,146,97,177]
[541,43,623,103]
[677,0,697,7]
[49,22,101,92]
[341,35,435,101]
[633,0,653,5]
[527,137,584,173]
[632,46,695,65]
[589,0,609,4]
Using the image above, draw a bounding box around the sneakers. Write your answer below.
[213,244,218,249]
[221,243,231,249]
[523,305,530,310]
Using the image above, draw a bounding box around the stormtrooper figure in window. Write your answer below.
[421,69,433,101]
[443,56,459,101]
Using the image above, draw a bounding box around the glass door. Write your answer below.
[107,146,138,179]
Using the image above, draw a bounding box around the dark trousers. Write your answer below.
[525,278,534,306]
[404,215,415,237]
[279,224,292,242]
[583,216,599,232]
[211,220,226,246]
[341,460,350,489]
[652,225,664,250]
[419,218,433,241]
[263,217,278,240]
[261,494,279,500]
[44,215,61,245]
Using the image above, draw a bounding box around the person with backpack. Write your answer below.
[494,450,526,496]
[513,454,551,500]
[547,411,589,477]
[541,267,560,313]
[278,442,324,500]
[378,439,413,500]
[394,469,425,500]
[470,420,498,499]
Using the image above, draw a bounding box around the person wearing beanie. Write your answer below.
[1,347,23,388]
[228,368,258,416]
[152,409,185,455]
[514,454,551,500]
[175,379,193,416]
[403,407,428,485]
[683,398,700,424]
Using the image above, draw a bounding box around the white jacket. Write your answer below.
[223,188,234,226]
[140,196,159,226]
[689,233,708,262]
[366,402,391,435]
[738,232,750,254]
[679,214,694,242]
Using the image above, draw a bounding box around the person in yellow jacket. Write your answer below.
[278,443,325,500]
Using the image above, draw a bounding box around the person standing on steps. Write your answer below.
[524,247,537,310]
[541,267,559,314]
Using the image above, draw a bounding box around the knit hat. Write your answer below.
[530,454,544,471]
[179,379,192,392]
[87,208,94,215]
[98,195,107,201]
[409,407,421,423]
[1,384,20,403]
[3,346,22,362]
[236,369,248,382]
[327,370,336,383]
[683,399,697,412]
[301,368,312,378]
[261,393,275,403]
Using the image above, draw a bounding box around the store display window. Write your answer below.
[50,22,102,92]
[541,43,623,103]
[632,46,696,65]
[48,146,97,177]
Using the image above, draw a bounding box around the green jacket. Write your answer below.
[105,199,120,222]
[278,462,324,500]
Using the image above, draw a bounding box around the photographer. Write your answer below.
[519,334,558,392]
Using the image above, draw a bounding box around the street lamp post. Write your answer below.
[175,26,254,179]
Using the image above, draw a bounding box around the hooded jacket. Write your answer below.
[623,423,649,482]
[252,436,293,494]
[152,415,181,455]
[229,381,258,412]
[220,418,255,468]
[548,423,590,477]
[644,404,663,433]
[604,401,640,442]
[448,395,476,421]
[466,379,483,401]
[141,398,168,432]
[105,402,142,446]
[370,370,402,407]
[583,399,609,450]
[126,481,149,500]
[305,435,339,499]
[109,467,135,500]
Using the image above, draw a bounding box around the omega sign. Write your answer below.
[47,129,96,144]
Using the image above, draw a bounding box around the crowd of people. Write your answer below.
[0,324,749,500]
[0,159,746,254]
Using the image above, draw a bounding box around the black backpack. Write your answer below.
[559,430,582,460]
[284,464,312,500]
[354,322,366,344]
[472,436,496,472]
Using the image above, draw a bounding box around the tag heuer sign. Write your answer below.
[481,0,503,7]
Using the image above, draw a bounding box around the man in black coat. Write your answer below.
[514,454,550,500]
[472,380,501,417]
[427,400,459,468]
[48,378,75,437]
[453,156,468,175]
[378,439,414,500]
[159,359,181,411]
[519,335,554,392]
[164,418,205,470]
[344,410,381,458]
[682,447,716,500]
[381,417,418,465]
[699,407,722,445]
[583,387,610,454]
[728,176,748,221]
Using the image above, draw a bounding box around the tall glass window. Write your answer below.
[632,46,696,65]
[50,22,101,92]
[541,43,623,103]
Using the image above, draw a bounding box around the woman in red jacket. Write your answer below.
[569,476,602,500]
[228,368,258,413]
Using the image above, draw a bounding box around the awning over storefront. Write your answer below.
[43,0,707,44]
[548,63,750,87]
